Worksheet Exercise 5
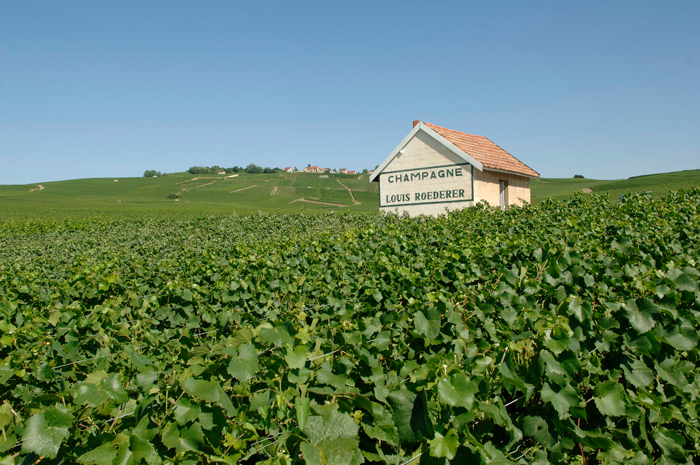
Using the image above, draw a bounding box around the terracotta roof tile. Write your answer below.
[423,122,539,178]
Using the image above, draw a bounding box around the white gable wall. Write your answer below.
[379,131,475,216]
[385,130,465,171]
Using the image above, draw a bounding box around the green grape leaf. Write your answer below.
[21,407,73,459]
[129,435,160,465]
[671,273,697,292]
[77,443,117,465]
[162,422,204,454]
[174,399,201,425]
[303,409,358,445]
[594,381,627,416]
[226,343,259,382]
[625,298,658,334]
[75,373,128,407]
[285,345,308,369]
[428,430,459,460]
[259,326,293,347]
[523,416,555,448]
[437,373,478,409]
[387,390,434,443]
[182,378,235,416]
[296,396,311,430]
[541,383,578,419]
[0,403,14,429]
[414,310,440,340]
[622,359,653,388]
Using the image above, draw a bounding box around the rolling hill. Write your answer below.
[1,169,698,219]
[530,169,700,203]
[0,171,379,219]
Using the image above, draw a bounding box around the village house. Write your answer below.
[346,170,356,175]
[284,167,293,172]
[370,120,539,216]
[338,168,347,174]
[304,166,320,173]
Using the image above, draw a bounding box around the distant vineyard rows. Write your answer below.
[1,190,699,464]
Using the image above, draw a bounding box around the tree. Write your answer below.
[362,169,368,174]
[188,166,211,174]
[143,170,161,177]
[574,174,585,179]
[245,164,263,174]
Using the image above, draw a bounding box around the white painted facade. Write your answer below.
[378,131,476,216]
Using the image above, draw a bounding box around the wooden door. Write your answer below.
[499,180,508,210]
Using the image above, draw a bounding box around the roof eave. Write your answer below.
[483,166,540,179]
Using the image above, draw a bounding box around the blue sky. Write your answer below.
[1,1,698,184]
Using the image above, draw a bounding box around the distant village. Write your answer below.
[286,166,375,175]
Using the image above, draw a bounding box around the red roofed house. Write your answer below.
[304,166,320,173]
[370,120,539,216]
[284,167,293,172]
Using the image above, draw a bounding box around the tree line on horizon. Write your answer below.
[144,164,373,177]
[187,164,282,175]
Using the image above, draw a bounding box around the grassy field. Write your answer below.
[1,169,698,219]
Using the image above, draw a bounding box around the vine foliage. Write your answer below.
[1,189,699,464]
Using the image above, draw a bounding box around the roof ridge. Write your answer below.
[423,121,486,139]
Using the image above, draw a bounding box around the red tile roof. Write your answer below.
[423,122,539,178]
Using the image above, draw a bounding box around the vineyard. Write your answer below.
[1,190,699,464]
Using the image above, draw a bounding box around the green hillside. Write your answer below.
[0,171,379,219]
[1,168,698,219]
[531,169,700,203]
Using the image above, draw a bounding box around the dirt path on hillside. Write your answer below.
[177,177,207,184]
[29,185,44,192]
[334,178,361,205]
[230,185,257,193]
[289,198,349,207]
[189,180,218,190]
[177,180,221,196]
[271,186,277,195]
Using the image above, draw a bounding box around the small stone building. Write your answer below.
[370,121,539,216]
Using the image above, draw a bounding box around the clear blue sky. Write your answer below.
[1,1,698,184]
